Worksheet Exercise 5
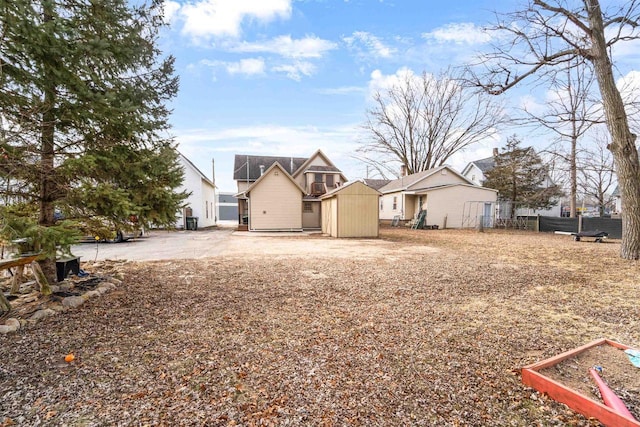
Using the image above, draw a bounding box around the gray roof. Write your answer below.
[233,155,307,181]
[470,156,496,173]
[379,168,439,193]
[362,178,391,190]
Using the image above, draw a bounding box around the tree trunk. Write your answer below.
[38,2,59,282]
[31,261,52,296]
[570,130,577,218]
[587,1,640,259]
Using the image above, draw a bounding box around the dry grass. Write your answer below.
[1,226,639,426]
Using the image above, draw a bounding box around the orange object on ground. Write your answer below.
[589,368,636,421]
[64,353,75,363]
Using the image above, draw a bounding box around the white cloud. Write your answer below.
[315,86,366,95]
[230,35,337,59]
[343,31,396,59]
[179,0,292,40]
[162,0,181,24]
[272,61,316,81]
[367,67,418,95]
[200,58,266,77]
[422,23,492,45]
[227,58,266,75]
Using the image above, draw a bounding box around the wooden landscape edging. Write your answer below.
[521,338,640,427]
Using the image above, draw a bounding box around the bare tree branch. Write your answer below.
[356,69,505,177]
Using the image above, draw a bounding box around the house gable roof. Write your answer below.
[243,162,305,196]
[461,156,496,177]
[292,149,347,182]
[179,152,215,188]
[233,150,348,183]
[379,165,475,194]
[233,154,307,181]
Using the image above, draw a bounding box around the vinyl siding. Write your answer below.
[425,185,497,229]
[322,181,379,237]
[249,168,302,230]
[175,156,216,228]
[379,191,404,220]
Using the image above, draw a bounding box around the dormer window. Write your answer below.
[326,174,334,187]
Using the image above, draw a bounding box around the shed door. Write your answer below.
[483,203,493,227]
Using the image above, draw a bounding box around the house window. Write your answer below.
[303,202,313,213]
[205,200,209,218]
[393,196,397,210]
[380,200,383,211]
[326,174,334,187]
[315,173,323,183]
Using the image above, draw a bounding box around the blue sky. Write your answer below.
[159,0,639,192]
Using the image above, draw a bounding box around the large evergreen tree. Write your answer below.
[484,136,563,214]
[0,0,186,282]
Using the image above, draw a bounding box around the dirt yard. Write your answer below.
[1,226,639,426]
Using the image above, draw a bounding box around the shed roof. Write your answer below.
[320,180,381,199]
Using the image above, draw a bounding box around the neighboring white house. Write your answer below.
[461,150,562,217]
[379,165,498,229]
[175,153,217,229]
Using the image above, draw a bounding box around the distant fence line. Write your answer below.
[538,216,622,239]
[466,214,622,239]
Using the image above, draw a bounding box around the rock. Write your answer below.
[84,290,101,299]
[98,283,117,292]
[0,318,21,334]
[107,277,122,286]
[30,308,56,321]
[62,296,85,308]
[5,318,20,329]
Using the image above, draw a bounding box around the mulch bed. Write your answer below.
[1,227,639,426]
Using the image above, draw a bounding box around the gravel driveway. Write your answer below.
[71,228,236,261]
[70,226,433,262]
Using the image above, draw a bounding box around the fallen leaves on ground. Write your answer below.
[1,227,638,426]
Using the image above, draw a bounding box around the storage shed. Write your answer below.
[320,180,381,238]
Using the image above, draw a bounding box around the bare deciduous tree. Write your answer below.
[579,131,617,216]
[523,61,601,217]
[357,69,505,178]
[467,0,640,259]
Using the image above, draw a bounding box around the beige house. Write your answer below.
[379,165,498,229]
[320,180,381,238]
[234,150,347,231]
